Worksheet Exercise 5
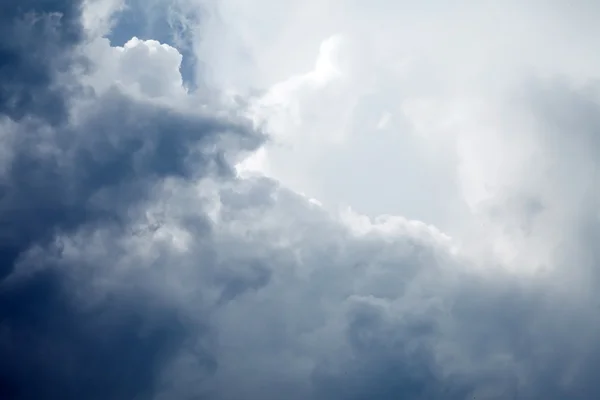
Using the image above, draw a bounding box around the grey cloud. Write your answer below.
[0,0,260,398]
[309,80,600,400]
[0,0,84,124]
[184,164,600,400]
[4,1,600,400]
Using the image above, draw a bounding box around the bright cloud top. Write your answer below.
[1,1,600,400]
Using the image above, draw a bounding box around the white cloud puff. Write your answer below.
[84,36,187,99]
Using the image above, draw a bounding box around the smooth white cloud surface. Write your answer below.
[187,0,600,232]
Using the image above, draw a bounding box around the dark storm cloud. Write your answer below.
[0,268,193,399]
[0,1,261,398]
[308,274,600,400]
[0,0,84,124]
[0,88,259,279]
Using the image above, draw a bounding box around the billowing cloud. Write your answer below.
[0,1,259,398]
[3,1,600,400]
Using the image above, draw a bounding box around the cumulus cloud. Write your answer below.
[85,36,187,98]
[3,1,600,400]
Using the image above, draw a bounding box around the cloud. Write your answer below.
[81,0,125,36]
[104,0,200,87]
[188,0,600,231]
[85,36,187,98]
[3,1,600,400]
[0,0,85,125]
[0,1,259,398]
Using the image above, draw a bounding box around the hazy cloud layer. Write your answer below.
[2,1,600,400]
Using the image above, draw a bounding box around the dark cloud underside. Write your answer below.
[0,1,258,398]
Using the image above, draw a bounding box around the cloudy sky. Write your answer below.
[2,0,600,399]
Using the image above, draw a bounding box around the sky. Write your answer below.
[2,0,600,399]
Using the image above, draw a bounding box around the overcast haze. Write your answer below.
[2,0,600,399]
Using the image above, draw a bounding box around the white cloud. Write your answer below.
[82,0,125,36]
[181,0,600,234]
[83,36,187,100]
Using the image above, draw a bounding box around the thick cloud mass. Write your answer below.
[0,1,257,398]
[0,0,84,124]
[3,1,600,400]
